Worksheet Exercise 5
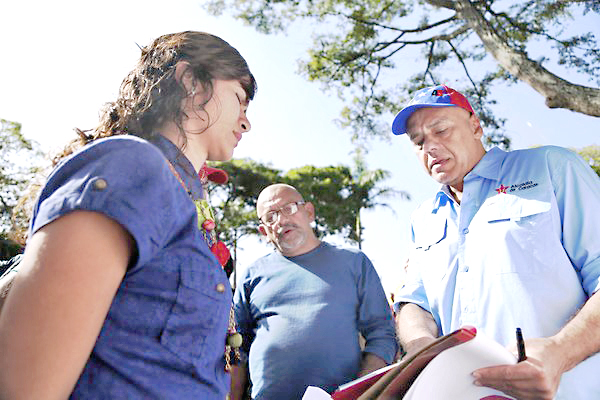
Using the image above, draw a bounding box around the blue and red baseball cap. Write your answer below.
[392,85,474,135]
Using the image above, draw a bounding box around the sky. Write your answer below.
[1,0,599,295]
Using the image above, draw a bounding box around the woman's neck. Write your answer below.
[159,124,207,173]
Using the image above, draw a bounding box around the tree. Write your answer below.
[347,147,409,248]
[0,119,44,258]
[206,158,281,277]
[282,164,356,240]
[207,0,599,146]
[207,157,406,271]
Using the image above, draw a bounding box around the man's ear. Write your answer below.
[304,202,316,222]
[470,113,484,140]
[174,61,195,95]
[258,224,268,237]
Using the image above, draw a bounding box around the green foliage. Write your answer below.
[206,156,406,259]
[206,0,599,147]
[0,119,44,257]
[283,164,356,239]
[575,145,600,177]
[206,158,281,257]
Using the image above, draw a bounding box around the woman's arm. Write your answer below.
[0,269,17,314]
[0,210,133,399]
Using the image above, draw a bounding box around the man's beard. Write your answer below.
[276,223,306,252]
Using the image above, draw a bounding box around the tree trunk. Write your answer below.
[356,210,362,250]
[452,0,600,117]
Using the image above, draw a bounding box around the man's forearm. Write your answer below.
[472,291,600,399]
[552,290,600,372]
[395,303,438,356]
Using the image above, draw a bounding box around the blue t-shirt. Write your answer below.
[30,135,232,399]
[235,242,397,399]
[396,146,600,399]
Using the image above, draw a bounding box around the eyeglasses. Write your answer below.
[259,201,305,226]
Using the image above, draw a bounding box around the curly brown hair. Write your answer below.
[11,31,257,245]
[53,31,257,165]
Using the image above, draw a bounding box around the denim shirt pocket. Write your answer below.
[160,254,230,370]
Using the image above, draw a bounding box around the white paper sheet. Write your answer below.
[302,386,332,400]
[403,331,517,399]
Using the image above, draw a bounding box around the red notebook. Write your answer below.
[331,326,477,400]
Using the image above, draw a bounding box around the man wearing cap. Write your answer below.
[230,183,397,400]
[392,85,600,399]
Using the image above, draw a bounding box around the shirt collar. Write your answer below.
[433,187,454,210]
[151,134,205,200]
[433,147,507,209]
[466,147,507,181]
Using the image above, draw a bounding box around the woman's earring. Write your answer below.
[188,87,196,97]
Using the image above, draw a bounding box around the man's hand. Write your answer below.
[358,352,388,377]
[472,337,566,400]
[401,337,437,360]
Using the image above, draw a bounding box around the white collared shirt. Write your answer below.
[396,146,600,399]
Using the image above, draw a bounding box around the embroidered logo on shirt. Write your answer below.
[495,184,509,194]
[496,181,539,194]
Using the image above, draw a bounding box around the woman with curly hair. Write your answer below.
[0,31,256,399]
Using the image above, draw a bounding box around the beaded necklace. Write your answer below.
[166,160,241,371]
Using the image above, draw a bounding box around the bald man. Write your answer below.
[230,184,397,400]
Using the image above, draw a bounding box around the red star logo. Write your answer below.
[496,184,508,194]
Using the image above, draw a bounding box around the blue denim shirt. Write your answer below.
[31,135,232,399]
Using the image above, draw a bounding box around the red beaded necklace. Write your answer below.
[166,161,231,266]
[166,160,241,370]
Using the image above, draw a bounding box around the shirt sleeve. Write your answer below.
[356,252,398,364]
[550,147,600,295]
[31,137,187,271]
[393,210,434,315]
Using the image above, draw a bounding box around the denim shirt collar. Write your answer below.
[151,134,205,200]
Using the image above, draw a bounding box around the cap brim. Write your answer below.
[392,103,458,135]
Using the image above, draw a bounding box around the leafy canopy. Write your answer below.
[0,119,44,257]
[206,156,407,259]
[207,0,600,147]
[575,145,600,177]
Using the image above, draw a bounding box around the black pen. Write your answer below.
[516,327,527,362]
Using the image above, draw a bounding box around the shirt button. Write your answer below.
[216,283,226,293]
[93,178,108,190]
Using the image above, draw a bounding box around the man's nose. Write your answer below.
[273,211,292,227]
[423,137,438,154]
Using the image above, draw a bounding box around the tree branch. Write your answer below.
[424,0,458,10]
[446,39,480,95]
[387,25,470,48]
[423,42,436,82]
[454,0,600,116]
